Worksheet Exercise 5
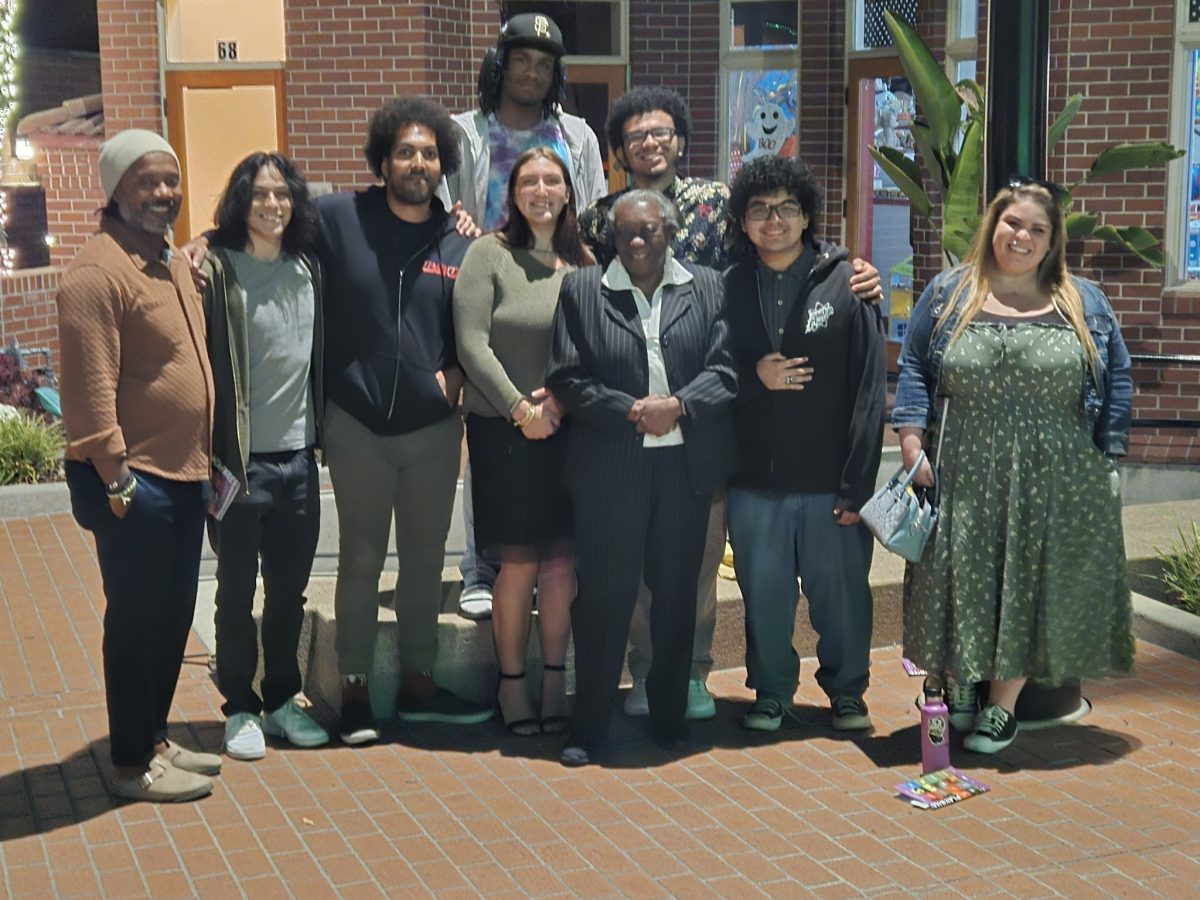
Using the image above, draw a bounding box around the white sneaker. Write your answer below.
[223,713,266,761]
[264,698,330,748]
[458,585,493,621]
[623,679,649,716]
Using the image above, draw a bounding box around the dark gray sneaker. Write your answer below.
[396,685,492,725]
[338,676,379,746]
[831,696,872,731]
[963,704,1018,753]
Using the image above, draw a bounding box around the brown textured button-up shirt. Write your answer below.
[56,214,214,481]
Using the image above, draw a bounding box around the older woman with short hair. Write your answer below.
[547,190,738,766]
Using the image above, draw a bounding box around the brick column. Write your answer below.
[97,0,162,136]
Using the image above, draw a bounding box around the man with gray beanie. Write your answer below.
[57,128,221,802]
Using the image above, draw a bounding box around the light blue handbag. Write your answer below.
[860,449,938,563]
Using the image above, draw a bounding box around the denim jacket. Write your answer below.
[892,267,1133,456]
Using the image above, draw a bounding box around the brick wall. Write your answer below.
[796,1,848,242]
[0,268,62,363]
[96,0,161,135]
[284,1,495,192]
[629,1,721,181]
[19,50,102,118]
[31,138,104,269]
[1041,0,1196,463]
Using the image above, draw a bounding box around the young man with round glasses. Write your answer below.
[579,87,884,725]
[723,155,886,734]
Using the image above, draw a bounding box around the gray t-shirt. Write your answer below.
[228,250,317,453]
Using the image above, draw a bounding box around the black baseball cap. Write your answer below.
[499,13,565,58]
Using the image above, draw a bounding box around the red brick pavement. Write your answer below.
[2,513,1199,898]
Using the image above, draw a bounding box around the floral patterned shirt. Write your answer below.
[579,175,734,271]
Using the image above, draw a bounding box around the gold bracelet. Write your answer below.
[513,401,536,428]
[105,474,137,499]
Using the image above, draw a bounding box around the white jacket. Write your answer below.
[440,108,607,222]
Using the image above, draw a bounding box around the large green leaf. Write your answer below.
[942,118,984,261]
[910,122,948,192]
[884,9,962,158]
[1047,93,1082,153]
[1065,211,1098,239]
[1086,142,1186,180]
[868,146,933,217]
[1093,224,1168,266]
[955,79,985,121]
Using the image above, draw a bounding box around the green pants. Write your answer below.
[324,401,462,675]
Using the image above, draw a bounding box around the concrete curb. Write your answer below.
[1132,590,1200,660]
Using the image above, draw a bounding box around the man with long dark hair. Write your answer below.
[203,152,329,761]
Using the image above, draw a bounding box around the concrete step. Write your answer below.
[193,493,1200,721]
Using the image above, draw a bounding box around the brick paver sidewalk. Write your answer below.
[2,513,1198,898]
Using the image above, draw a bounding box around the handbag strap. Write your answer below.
[896,449,927,492]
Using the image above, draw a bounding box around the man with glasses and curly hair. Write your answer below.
[724,155,886,734]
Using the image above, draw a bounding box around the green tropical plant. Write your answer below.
[869,8,1184,266]
[0,409,64,485]
[1159,523,1200,615]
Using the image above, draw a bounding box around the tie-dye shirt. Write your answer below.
[484,115,571,231]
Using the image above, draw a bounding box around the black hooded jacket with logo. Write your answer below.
[317,187,472,436]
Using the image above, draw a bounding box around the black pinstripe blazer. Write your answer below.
[546,262,738,495]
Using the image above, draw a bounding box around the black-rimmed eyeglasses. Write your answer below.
[744,199,804,221]
[623,127,676,146]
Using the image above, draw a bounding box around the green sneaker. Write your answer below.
[396,684,492,725]
[264,698,330,748]
[685,679,717,720]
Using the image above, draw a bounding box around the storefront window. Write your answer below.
[853,0,919,53]
[727,69,797,181]
[729,1,798,50]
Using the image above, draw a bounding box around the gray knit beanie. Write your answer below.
[99,129,180,201]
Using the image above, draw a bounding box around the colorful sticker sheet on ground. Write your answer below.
[895,767,990,810]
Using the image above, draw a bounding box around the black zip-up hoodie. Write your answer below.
[724,238,886,510]
[317,187,472,435]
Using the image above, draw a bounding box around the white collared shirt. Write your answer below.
[602,256,693,447]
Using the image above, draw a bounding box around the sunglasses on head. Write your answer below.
[1006,175,1066,204]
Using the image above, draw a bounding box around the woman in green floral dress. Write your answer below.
[892,179,1134,754]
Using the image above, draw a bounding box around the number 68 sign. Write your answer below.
[217,40,239,61]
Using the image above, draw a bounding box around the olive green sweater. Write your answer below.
[453,234,575,418]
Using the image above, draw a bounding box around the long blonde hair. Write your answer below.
[937,182,1097,373]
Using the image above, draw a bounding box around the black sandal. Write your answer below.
[497,671,540,736]
[540,663,571,735]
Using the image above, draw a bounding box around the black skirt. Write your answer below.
[465,413,573,548]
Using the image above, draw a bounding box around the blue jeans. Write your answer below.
[726,487,873,704]
[213,448,320,716]
[66,462,206,767]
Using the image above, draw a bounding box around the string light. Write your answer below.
[0,0,21,273]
